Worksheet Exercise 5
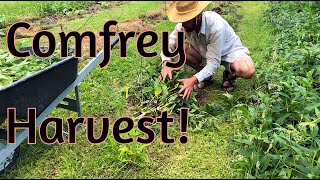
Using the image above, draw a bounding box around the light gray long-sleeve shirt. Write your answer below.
[161,11,249,82]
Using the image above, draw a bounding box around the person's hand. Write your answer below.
[177,76,198,100]
[159,60,180,81]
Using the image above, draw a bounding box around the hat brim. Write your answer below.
[167,1,211,23]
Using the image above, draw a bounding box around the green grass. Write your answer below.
[0,1,95,28]
[0,1,38,30]
[1,1,271,178]
[138,123,238,178]
[0,2,37,19]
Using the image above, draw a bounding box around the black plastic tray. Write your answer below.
[0,47,78,125]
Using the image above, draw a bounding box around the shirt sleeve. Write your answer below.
[194,28,224,82]
[160,23,184,64]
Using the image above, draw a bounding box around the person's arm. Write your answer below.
[193,28,224,83]
[160,23,183,65]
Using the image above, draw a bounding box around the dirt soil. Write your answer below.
[141,10,167,21]
[212,2,242,15]
[114,19,153,34]
[15,26,42,39]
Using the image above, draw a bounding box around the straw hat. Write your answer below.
[167,1,211,23]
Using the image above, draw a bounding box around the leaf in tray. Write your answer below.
[5,54,15,62]
[0,31,5,37]
[0,73,13,88]
[0,73,10,80]
[1,37,6,45]
[0,48,66,89]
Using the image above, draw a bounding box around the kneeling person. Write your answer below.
[160,1,255,99]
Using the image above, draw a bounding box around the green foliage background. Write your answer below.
[233,1,320,178]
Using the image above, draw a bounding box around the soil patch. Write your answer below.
[114,19,153,34]
[15,26,42,39]
[99,1,127,10]
[139,9,167,23]
[212,2,242,15]
[19,15,41,23]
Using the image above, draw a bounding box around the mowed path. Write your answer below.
[134,1,270,178]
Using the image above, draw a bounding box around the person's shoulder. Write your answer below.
[203,11,224,30]
[175,23,184,30]
[203,11,223,19]
[203,11,219,15]
[203,11,223,22]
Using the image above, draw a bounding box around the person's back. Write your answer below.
[203,11,245,56]
[182,11,248,59]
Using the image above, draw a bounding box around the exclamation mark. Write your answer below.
[179,108,189,144]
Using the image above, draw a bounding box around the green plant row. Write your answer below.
[31,1,95,17]
[233,1,320,178]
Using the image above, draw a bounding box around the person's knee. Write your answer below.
[233,57,255,79]
[242,59,255,79]
[184,42,202,65]
[184,42,191,53]
[242,66,255,79]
